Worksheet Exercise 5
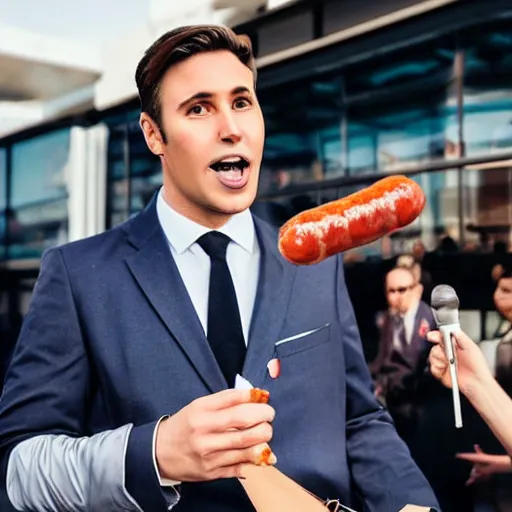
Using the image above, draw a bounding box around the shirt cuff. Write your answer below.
[152,415,182,488]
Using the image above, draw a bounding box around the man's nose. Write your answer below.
[218,111,242,144]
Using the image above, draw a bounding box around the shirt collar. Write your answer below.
[156,187,257,255]
[404,298,420,321]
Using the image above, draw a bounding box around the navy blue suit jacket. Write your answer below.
[0,196,440,511]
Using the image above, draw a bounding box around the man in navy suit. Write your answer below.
[370,267,436,445]
[0,25,440,511]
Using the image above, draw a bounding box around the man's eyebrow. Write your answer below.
[178,86,252,110]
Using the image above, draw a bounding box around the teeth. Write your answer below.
[210,157,248,172]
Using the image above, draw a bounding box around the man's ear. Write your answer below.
[139,112,165,156]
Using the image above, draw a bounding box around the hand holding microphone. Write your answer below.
[427,328,494,397]
[428,284,496,428]
[430,285,465,428]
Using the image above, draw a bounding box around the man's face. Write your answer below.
[141,50,265,227]
[494,277,512,320]
[386,269,417,314]
[412,241,425,261]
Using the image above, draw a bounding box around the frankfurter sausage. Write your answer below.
[278,175,425,265]
[249,388,277,466]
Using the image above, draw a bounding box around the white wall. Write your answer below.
[266,0,293,9]
[94,0,263,111]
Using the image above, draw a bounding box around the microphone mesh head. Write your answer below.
[431,285,459,309]
[431,285,460,326]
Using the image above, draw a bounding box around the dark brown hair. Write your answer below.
[135,25,256,142]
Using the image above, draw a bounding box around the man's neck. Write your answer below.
[162,187,233,230]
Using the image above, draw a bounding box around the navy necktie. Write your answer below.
[197,231,246,388]
[392,314,407,350]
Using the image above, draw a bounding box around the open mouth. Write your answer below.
[209,157,250,173]
[209,156,251,190]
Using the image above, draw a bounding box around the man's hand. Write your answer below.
[155,389,276,482]
[426,329,494,397]
[457,444,512,486]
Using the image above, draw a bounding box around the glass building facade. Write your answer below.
[0,5,511,264]
[0,0,511,369]
[0,129,70,261]
[98,15,512,260]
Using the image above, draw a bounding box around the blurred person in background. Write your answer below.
[478,263,512,396]
[412,240,427,264]
[489,263,512,341]
[397,252,434,303]
[369,267,436,445]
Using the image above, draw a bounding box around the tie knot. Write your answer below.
[392,314,404,327]
[197,231,231,261]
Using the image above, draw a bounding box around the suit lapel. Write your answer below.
[242,217,297,387]
[123,197,227,394]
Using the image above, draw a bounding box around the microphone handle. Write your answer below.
[439,323,463,428]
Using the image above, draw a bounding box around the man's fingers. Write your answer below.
[207,403,275,432]
[204,443,277,479]
[248,442,278,466]
[199,422,274,454]
[210,462,250,480]
[199,389,269,412]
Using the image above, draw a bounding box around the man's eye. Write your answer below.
[234,98,251,109]
[188,104,207,115]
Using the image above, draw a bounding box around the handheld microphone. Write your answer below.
[430,285,463,428]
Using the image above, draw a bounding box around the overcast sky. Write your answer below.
[0,0,151,44]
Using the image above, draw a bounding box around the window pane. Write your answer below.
[462,23,512,157]
[0,148,5,211]
[254,169,461,260]
[107,124,130,226]
[462,165,512,251]
[344,37,458,174]
[10,130,70,259]
[106,111,161,227]
[400,170,460,251]
[258,75,345,196]
[129,126,161,216]
[0,148,6,260]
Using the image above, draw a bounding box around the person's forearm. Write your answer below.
[6,425,142,511]
[467,377,512,458]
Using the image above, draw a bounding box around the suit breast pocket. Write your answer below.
[275,323,331,358]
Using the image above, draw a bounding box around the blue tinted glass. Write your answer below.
[463,25,512,156]
[259,75,345,195]
[9,129,70,259]
[344,39,457,174]
[11,130,70,208]
[105,110,161,227]
[0,148,5,210]
[0,148,5,259]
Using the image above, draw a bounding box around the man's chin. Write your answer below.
[208,193,256,216]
